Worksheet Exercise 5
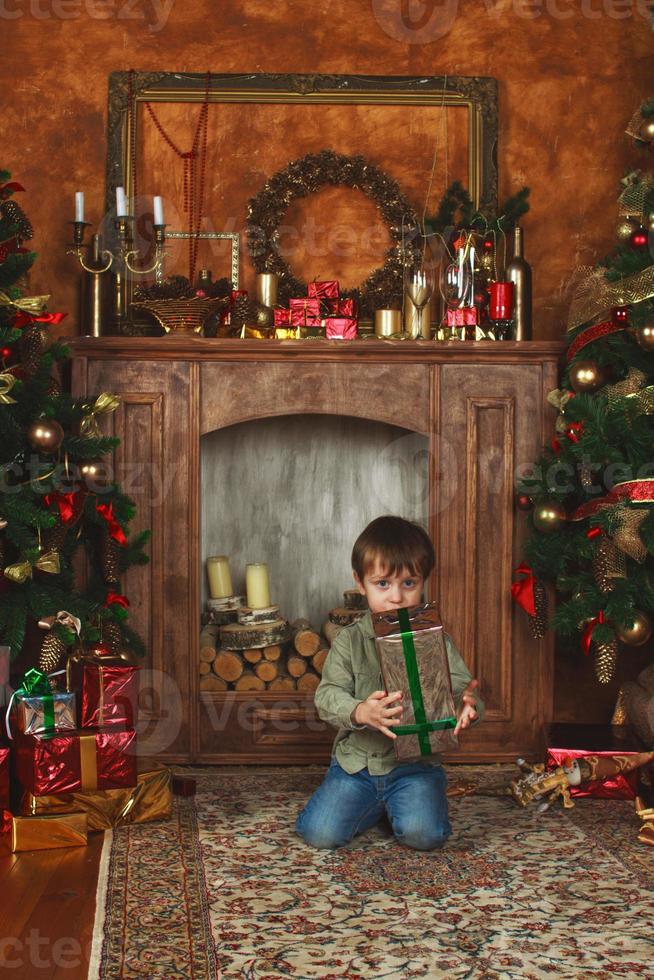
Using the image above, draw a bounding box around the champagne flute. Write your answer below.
[405,269,434,339]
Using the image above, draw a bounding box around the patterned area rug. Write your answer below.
[91,765,654,979]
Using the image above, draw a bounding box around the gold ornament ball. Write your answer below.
[254,303,273,329]
[639,118,654,142]
[616,610,653,647]
[636,323,654,351]
[616,217,640,242]
[27,419,64,453]
[80,458,111,490]
[647,212,654,234]
[533,500,566,533]
[569,360,605,394]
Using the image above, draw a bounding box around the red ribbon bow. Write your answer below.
[13,311,67,330]
[0,181,25,197]
[581,610,605,656]
[96,503,127,546]
[44,490,83,525]
[511,563,537,617]
[104,591,130,609]
[566,422,584,443]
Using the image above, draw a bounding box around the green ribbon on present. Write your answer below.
[15,668,54,734]
[390,608,456,756]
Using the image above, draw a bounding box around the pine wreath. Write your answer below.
[246,150,422,317]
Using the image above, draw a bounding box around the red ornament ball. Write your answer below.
[195,289,207,298]
[611,306,629,324]
[1,346,11,359]
[630,228,649,249]
[482,237,494,252]
[516,494,532,511]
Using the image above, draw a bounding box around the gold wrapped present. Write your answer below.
[21,763,173,830]
[11,812,88,852]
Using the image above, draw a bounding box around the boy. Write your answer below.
[295,515,483,851]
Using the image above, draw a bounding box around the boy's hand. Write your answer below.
[353,690,403,739]
[454,678,479,735]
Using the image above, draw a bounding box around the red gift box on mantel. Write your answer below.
[289,298,321,327]
[546,723,650,800]
[325,317,357,340]
[79,662,140,730]
[273,307,291,327]
[307,279,339,300]
[15,729,137,797]
[336,297,357,318]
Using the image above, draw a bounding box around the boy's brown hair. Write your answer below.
[351,515,435,581]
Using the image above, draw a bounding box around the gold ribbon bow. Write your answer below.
[4,549,61,584]
[80,393,120,439]
[38,610,82,634]
[0,371,17,404]
[0,291,50,314]
[547,387,574,434]
[606,368,647,406]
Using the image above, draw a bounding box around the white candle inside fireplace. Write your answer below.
[75,192,84,223]
[115,186,127,217]
[206,555,233,599]
[153,196,164,226]
[245,563,271,610]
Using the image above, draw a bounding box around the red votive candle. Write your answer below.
[489,282,514,321]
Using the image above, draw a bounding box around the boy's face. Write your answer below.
[354,557,424,614]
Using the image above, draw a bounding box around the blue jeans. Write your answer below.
[295,757,451,850]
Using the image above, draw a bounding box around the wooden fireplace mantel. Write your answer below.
[69,336,564,764]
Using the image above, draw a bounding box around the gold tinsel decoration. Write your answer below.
[20,322,48,374]
[566,264,654,332]
[593,538,627,593]
[246,150,421,317]
[528,582,548,640]
[594,637,618,685]
[38,631,68,673]
[611,505,648,562]
[606,367,647,406]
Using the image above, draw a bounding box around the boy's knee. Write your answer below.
[295,813,348,850]
[394,824,450,851]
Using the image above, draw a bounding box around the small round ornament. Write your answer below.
[639,118,654,142]
[533,500,566,533]
[615,610,653,647]
[636,322,654,351]
[80,458,111,489]
[516,493,533,511]
[630,227,649,250]
[1,346,11,359]
[84,641,112,659]
[27,418,64,453]
[611,306,629,325]
[569,359,605,394]
[616,217,639,242]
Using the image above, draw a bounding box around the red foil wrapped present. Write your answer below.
[15,729,137,796]
[289,298,321,327]
[80,663,139,730]
[273,307,291,327]
[325,317,357,340]
[307,279,339,300]
[546,724,650,800]
[337,297,356,317]
[0,747,9,811]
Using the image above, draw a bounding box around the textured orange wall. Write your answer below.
[4,0,654,339]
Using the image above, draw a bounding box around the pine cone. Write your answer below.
[133,275,194,301]
[42,517,67,554]
[47,373,62,399]
[20,323,48,374]
[39,632,68,673]
[593,538,627,593]
[528,582,548,640]
[0,199,34,241]
[102,620,123,655]
[100,530,121,584]
[594,637,618,684]
[230,295,254,332]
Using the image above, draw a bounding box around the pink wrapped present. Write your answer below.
[307,280,339,300]
[273,308,291,327]
[325,317,357,340]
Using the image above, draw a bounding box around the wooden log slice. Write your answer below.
[343,589,368,610]
[219,618,290,650]
[291,618,312,631]
[237,605,280,625]
[263,644,281,661]
[234,671,266,692]
[213,650,244,682]
[329,607,366,627]
[287,655,308,678]
[203,609,239,627]
[200,626,218,649]
[312,649,328,674]
[243,648,263,664]
[200,646,217,663]
[199,660,211,675]
[297,671,321,693]
[323,620,343,646]
[255,660,279,682]
[292,624,321,658]
[200,674,228,692]
[268,676,297,692]
[207,594,246,611]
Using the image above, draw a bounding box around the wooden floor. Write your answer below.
[0,831,104,979]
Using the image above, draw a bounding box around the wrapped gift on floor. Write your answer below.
[10,812,88,852]
[73,658,139,730]
[546,723,652,800]
[6,668,76,739]
[15,728,137,797]
[308,279,339,300]
[372,603,458,762]
[21,762,172,830]
[324,317,357,340]
[172,774,197,797]
[289,298,321,327]
[0,747,9,812]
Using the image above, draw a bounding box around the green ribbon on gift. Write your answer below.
[17,668,55,734]
[389,608,456,756]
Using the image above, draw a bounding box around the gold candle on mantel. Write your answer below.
[245,562,271,609]
[256,273,279,309]
[206,555,233,599]
[374,309,402,337]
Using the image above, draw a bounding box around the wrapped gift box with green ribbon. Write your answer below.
[372,603,458,762]
[6,667,76,739]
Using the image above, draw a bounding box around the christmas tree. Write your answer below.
[0,170,148,673]
[513,100,654,685]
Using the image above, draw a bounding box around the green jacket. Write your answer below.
[314,610,484,775]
